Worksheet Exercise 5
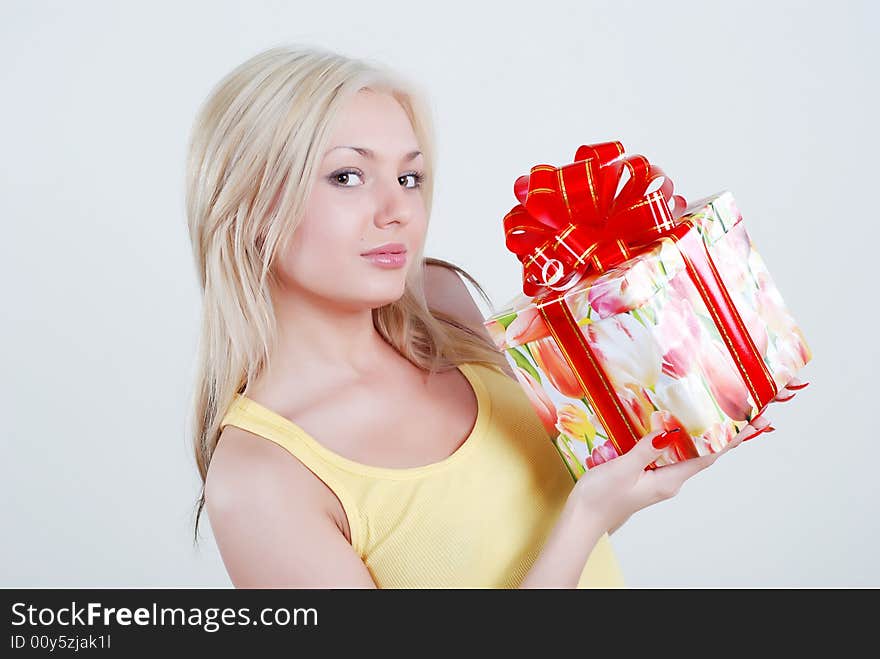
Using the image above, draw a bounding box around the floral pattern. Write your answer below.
[485,191,812,478]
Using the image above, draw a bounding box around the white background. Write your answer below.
[2,0,877,587]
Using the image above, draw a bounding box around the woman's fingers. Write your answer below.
[728,417,763,447]
[773,389,797,402]
[731,413,774,446]
[655,414,771,470]
[626,409,776,483]
[785,376,809,390]
[639,449,719,497]
[629,411,779,502]
[624,427,686,472]
[725,426,753,451]
[772,376,809,402]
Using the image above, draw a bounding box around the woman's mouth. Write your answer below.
[361,251,407,268]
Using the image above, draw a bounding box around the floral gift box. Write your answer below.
[483,142,812,480]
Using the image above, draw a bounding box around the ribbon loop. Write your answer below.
[503,141,687,297]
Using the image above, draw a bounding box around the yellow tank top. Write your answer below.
[219,361,625,588]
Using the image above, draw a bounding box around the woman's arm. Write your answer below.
[518,486,608,588]
[206,426,378,588]
[523,410,777,588]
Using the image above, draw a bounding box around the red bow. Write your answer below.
[503,141,689,298]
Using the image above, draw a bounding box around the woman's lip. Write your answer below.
[361,242,407,255]
[362,251,407,268]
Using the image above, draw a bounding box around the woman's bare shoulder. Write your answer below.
[203,426,371,587]
[205,426,335,523]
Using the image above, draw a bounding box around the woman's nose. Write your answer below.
[374,178,413,226]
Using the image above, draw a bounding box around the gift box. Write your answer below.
[483,141,812,479]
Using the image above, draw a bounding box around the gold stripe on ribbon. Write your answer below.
[557,168,573,221]
[539,298,639,457]
[670,229,771,405]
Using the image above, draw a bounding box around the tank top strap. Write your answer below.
[219,394,365,554]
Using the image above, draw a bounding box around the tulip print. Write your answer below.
[587,273,628,318]
[753,270,812,385]
[697,335,753,422]
[698,420,738,455]
[724,221,751,260]
[555,402,598,452]
[484,319,509,351]
[617,383,655,437]
[769,326,813,388]
[651,372,719,436]
[512,366,558,437]
[711,225,753,292]
[587,259,657,319]
[554,435,587,480]
[755,271,797,337]
[737,291,770,359]
[655,293,703,379]
[564,285,594,325]
[529,335,584,398]
[586,441,619,469]
[586,313,663,390]
[505,305,550,346]
[668,268,696,303]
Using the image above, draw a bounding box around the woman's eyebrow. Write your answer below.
[325,145,422,161]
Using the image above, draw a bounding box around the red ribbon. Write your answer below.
[502,141,778,460]
[504,141,688,298]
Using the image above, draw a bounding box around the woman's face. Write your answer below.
[272,89,428,311]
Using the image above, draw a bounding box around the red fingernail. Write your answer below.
[786,381,810,390]
[653,428,681,449]
[743,426,773,442]
[777,393,797,402]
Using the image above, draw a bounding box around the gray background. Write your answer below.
[2,0,877,587]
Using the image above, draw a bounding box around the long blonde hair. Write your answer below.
[185,45,508,545]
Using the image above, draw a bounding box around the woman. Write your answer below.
[185,45,800,588]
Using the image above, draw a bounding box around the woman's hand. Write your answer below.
[571,411,773,535]
[572,375,808,535]
[771,375,808,405]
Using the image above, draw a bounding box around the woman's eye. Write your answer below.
[331,170,363,187]
[329,169,423,189]
[399,173,423,189]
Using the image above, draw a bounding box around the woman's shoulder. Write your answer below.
[204,426,361,586]
[206,425,340,529]
[423,260,487,334]
[423,262,516,381]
